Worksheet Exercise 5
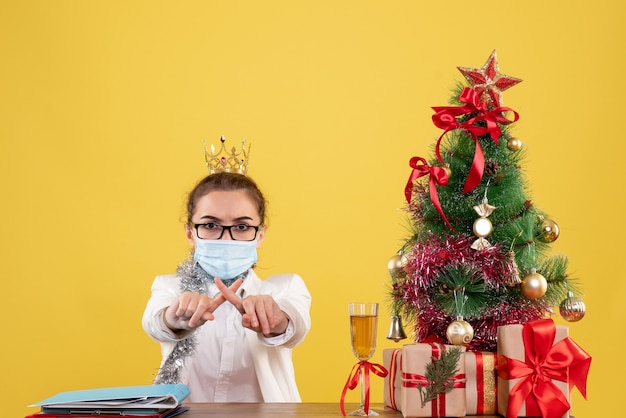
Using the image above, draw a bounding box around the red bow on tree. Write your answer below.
[431,87,519,194]
[497,319,592,418]
[405,156,454,230]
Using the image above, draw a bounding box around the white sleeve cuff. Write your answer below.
[262,319,295,345]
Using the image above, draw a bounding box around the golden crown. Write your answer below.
[204,136,251,175]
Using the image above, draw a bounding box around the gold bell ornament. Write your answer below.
[387,254,408,342]
[386,314,407,342]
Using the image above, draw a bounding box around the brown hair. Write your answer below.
[186,172,267,224]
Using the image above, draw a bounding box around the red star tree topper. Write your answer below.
[457,50,522,108]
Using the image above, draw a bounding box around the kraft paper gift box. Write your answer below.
[400,343,466,418]
[383,348,403,411]
[464,351,497,415]
[496,319,591,418]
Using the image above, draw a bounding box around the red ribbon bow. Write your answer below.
[405,156,454,230]
[340,360,388,416]
[431,87,519,194]
[497,319,592,418]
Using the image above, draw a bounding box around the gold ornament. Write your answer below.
[559,291,586,322]
[401,253,409,269]
[387,254,404,273]
[507,137,523,151]
[473,217,493,238]
[386,315,408,342]
[471,197,496,250]
[505,251,522,286]
[520,269,547,299]
[446,318,474,345]
[443,166,452,180]
[538,218,560,243]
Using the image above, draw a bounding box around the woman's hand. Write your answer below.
[215,278,289,336]
[164,280,243,331]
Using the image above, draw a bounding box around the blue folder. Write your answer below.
[30,384,190,414]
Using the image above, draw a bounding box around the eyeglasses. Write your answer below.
[191,222,261,241]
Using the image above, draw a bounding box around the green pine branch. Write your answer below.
[433,264,487,318]
[418,346,463,408]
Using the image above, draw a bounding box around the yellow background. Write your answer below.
[1,1,624,417]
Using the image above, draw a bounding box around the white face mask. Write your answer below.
[193,239,258,280]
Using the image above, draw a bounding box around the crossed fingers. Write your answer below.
[215,278,288,336]
[166,279,243,330]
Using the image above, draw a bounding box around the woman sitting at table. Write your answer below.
[142,140,312,402]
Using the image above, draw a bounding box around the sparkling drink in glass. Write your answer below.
[348,303,379,416]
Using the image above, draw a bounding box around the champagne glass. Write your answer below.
[348,303,379,416]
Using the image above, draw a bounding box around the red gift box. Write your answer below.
[496,319,591,418]
[400,343,466,418]
[464,351,497,415]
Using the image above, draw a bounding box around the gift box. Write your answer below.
[464,351,497,415]
[496,319,591,418]
[383,348,403,411]
[400,343,466,418]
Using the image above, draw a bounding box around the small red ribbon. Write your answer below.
[497,319,592,418]
[431,87,519,194]
[474,352,486,414]
[340,360,388,416]
[405,156,454,230]
[387,348,402,410]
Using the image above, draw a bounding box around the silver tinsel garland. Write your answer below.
[153,256,248,384]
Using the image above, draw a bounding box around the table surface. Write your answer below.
[181,403,500,417]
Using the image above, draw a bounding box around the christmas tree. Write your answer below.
[388,51,586,352]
